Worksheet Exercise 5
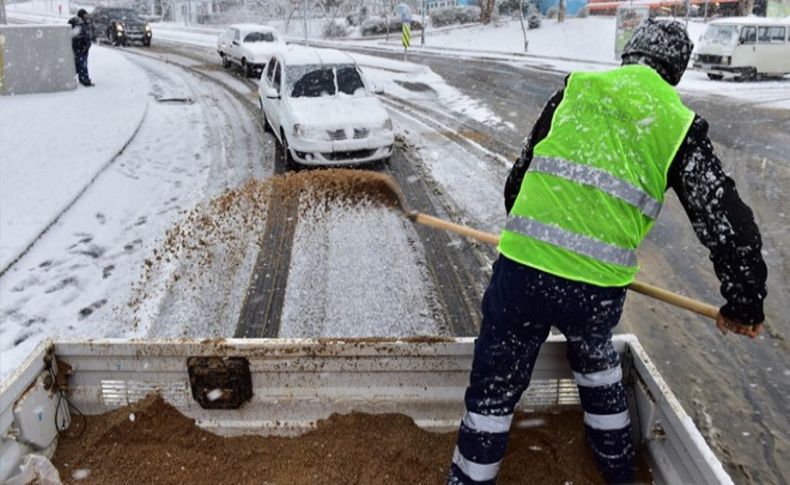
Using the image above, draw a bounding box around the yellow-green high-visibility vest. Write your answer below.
[498,65,694,287]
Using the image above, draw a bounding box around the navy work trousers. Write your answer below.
[449,255,635,484]
[74,50,91,86]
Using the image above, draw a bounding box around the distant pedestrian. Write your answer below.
[448,18,767,484]
[68,9,93,87]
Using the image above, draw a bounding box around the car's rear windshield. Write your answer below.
[244,32,276,43]
[287,64,366,98]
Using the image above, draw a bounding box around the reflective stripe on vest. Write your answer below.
[505,215,637,268]
[531,157,662,219]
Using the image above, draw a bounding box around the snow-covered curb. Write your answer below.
[0,46,149,271]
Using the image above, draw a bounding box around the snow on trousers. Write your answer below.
[448,255,635,484]
[74,51,90,86]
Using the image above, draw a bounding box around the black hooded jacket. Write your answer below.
[504,86,767,325]
[68,16,92,54]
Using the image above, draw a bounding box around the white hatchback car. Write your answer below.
[258,47,395,168]
[217,24,283,77]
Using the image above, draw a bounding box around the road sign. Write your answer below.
[396,3,412,23]
[402,23,410,49]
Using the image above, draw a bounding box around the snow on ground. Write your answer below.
[152,17,790,109]
[342,18,790,109]
[282,201,444,337]
[0,46,148,271]
[352,53,514,129]
[0,49,214,380]
[393,116,507,239]
[428,16,620,64]
[13,5,788,109]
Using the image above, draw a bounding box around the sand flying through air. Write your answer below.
[130,170,445,338]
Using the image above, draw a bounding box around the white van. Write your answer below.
[692,17,790,80]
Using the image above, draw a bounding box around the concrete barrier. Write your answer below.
[0,25,77,95]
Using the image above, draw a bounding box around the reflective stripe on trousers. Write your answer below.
[448,256,634,484]
[573,366,631,431]
[452,446,501,483]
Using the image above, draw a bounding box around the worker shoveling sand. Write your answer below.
[51,394,652,484]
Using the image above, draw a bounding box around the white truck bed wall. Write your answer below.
[0,335,732,484]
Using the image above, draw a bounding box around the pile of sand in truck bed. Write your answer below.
[51,395,651,484]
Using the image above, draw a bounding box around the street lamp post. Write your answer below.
[303,0,308,45]
[421,0,425,46]
[385,0,390,43]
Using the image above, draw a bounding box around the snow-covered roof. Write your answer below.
[277,47,356,67]
[229,23,280,34]
[709,16,790,26]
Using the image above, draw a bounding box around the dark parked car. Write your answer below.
[91,6,152,47]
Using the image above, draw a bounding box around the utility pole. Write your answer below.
[385,0,390,43]
[518,0,528,52]
[420,0,425,46]
[303,0,308,45]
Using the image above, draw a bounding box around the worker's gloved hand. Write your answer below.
[716,312,763,339]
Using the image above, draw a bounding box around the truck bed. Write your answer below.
[0,335,732,484]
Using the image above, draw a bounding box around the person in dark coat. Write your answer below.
[68,9,94,87]
[448,18,767,484]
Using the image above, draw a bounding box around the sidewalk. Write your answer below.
[0,46,149,271]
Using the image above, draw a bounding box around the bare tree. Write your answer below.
[281,0,305,33]
[245,0,287,18]
[317,0,347,23]
[480,0,496,24]
[1,0,7,25]
[558,0,565,22]
[159,0,177,21]
[736,0,754,15]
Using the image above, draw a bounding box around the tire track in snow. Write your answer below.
[141,40,490,337]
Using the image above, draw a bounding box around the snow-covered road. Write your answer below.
[0,47,148,271]
[2,11,789,483]
[0,46,269,376]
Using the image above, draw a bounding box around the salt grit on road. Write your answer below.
[282,201,442,337]
[0,48,215,380]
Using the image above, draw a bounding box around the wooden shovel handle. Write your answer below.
[410,212,719,321]
[411,213,500,245]
[626,280,719,319]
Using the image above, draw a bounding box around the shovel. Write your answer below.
[375,174,720,321]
